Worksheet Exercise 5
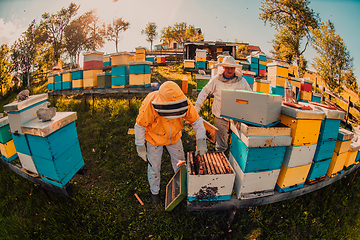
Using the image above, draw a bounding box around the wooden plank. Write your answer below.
[187,161,360,211]
[48,87,152,96]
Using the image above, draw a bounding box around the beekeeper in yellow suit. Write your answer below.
[195,56,252,152]
[135,81,207,204]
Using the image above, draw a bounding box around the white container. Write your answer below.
[18,152,38,174]
[195,49,207,58]
[282,144,317,168]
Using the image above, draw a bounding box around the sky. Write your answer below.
[0,0,360,81]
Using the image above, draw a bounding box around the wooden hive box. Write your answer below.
[111,52,134,66]
[334,139,351,154]
[196,61,206,69]
[96,72,112,89]
[135,47,146,61]
[47,74,55,91]
[344,142,360,168]
[312,93,322,103]
[0,140,17,162]
[111,65,128,76]
[129,74,151,88]
[301,81,312,92]
[72,79,83,90]
[0,117,12,144]
[337,127,354,141]
[300,91,312,102]
[156,55,165,63]
[54,74,62,91]
[327,151,347,177]
[282,144,317,168]
[280,104,325,146]
[146,56,156,64]
[242,71,256,85]
[207,61,217,70]
[186,151,235,202]
[306,157,332,183]
[196,74,211,92]
[267,62,288,78]
[111,75,128,88]
[230,121,291,173]
[289,77,302,89]
[3,93,49,134]
[254,79,270,93]
[21,112,85,187]
[195,49,207,58]
[268,75,287,87]
[221,90,282,127]
[61,70,72,90]
[247,56,259,65]
[71,69,83,80]
[83,61,103,70]
[313,140,337,162]
[276,163,312,192]
[83,51,104,62]
[229,152,280,199]
[184,60,195,69]
[83,69,102,89]
[128,61,151,75]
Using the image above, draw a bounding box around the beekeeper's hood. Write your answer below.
[152,81,188,119]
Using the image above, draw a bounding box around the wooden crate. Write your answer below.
[327,151,347,177]
[229,153,280,199]
[3,94,48,134]
[111,52,134,66]
[221,90,282,127]
[268,75,287,87]
[282,144,316,168]
[276,163,312,192]
[267,63,288,78]
[21,112,84,188]
[129,74,151,88]
[186,151,235,202]
[0,140,16,160]
[0,117,12,144]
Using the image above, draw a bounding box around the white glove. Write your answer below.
[195,138,207,156]
[136,145,147,162]
[195,103,202,114]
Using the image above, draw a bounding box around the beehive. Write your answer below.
[72,79,83,90]
[307,158,332,184]
[47,73,55,91]
[54,74,62,91]
[254,79,270,93]
[83,69,102,89]
[129,74,151,88]
[103,55,111,67]
[267,62,288,78]
[300,91,312,102]
[289,77,302,89]
[242,71,256,85]
[111,52,134,66]
[146,56,156,64]
[344,142,360,168]
[0,140,17,162]
[184,60,195,69]
[276,163,312,192]
[21,112,85,187]
[72,69,83,80]
[61,70,72,90]
[207,61,217,70]
[221,90,282,127]
[196,74,211,92]
[83,51,103,70]
[327,151,347,177]
[135,47,146,61]
[156,55,165,64]
[96,72,111,89]
[312,93,322,103]
[187,151,235,202]
[0,117,12,144]
[282,144,316,168]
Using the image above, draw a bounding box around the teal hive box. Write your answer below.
[21,112,85,187]
[0,117,12,144]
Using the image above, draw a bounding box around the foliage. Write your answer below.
[105,17,130,53]
[259,0,319,77]
[344,69,358,93]
[83,9,105,52]
[141,22,158,50]
[310,20,353,93]
[40,2,79,63]
[160,22,203,46]
[236,43,249,59]
[0,44,13,96]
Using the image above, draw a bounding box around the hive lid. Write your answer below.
[21,112,77,137]
[111,52,135,57]
[3,93,48,113]
[299,102,345,120]
[337,127,354,141]
[281,104,325,120]
[350,141,360,152]
[128,61,152,65]
[83,51,104,56]
[0,116,9,128]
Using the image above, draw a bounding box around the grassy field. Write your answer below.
[1,64,360,239]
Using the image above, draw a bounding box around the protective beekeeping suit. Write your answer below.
[135,81,207,203]
[195,56,252,152]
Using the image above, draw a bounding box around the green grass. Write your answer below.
[1,64,360,239]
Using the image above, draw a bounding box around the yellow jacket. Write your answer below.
[136,91,200,146]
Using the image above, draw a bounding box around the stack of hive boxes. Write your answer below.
[242,70,256,89]
[47,73,55,92]
[4,93,49,175]
[111,52,134,88]
[253,79,270,93]
[61,70,72,90]
[54,73,62,91]
[229,120,291,199]
[128,61,151,88]
[247,55,259,76]
[257,53,267,77]
[184,59,195,69]
[344,141,360,170]
[21,111,85,187]
[72,69,83,90]
[103,55,111,67]
[156,55,165,64]
[96,72,112,89]
[207,60,217,70]
[267,62,289,97]
[135,47,146,61]
[83,52,104,89]
[195,74,211,92]
[299,80,313,102]
[327,128,353,177]
[276,104,325,192]
[0,116,17,162]
[146,56,156,64]
[195,49,207,69]
[305,103,344,183]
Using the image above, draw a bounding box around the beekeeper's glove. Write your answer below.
[136,144,147,162]
[195,138,207,156]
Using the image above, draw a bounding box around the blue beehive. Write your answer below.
[72,69,83,80]
[21,112,85,187]
[54,74,62,91]
[196,61,206,69]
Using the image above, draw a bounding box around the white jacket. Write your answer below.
[195,73,252,118]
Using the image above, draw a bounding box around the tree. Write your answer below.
[40,2,79,64]
[141,22,158,50]
[83,10,105,52]
[105,17,130,52]
[64,15,86,68]
[0,44,12,96]
[310,20,353,93]
[259,0,319,76]
[160,22,203,46]
[344,69,358,93]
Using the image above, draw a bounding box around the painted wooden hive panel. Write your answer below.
[72,79,83,89]
[11,133,31,155]
[112,75,128,87]
[111,65,128,76]
[334,140,351,154]
[0,117,12,144]
[280,114,322,146]
[318,118,341,142]
[129,74,151,88]
[0,140,17,159]
[327,151,348,177]
[307,158,332,182]
[313,140,337,162]
[72,70,83,80]
[282,144,316,168]
[276,163,312,191]
[128,64,151,75]
[17,152,38,174]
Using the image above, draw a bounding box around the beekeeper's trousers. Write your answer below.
[146,139,185,195]
[215,116,229,152]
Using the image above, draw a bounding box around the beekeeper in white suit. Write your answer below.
[195,56,252,152]
[135,81,207,204]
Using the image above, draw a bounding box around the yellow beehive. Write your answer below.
[129,74,151,87]
[300,91,312,101]
[217,55,225,63]
[111,52,134,66]
[267,75,287,87]
[0,140,17,159]
[208,61,217,69]
[254,80,270,93]
[83,78,97,89]
[103,56,111,62]
[267,63,288,78]
[276,163,312,188]
[334,140,351,154]
[327,151,348,177]
[289,77,301,89]
[344,150,358,168]
[196,56,206,62]
[280,114,322,146]
[136,48,146,55]
[259,60,267,65]
[184,60,195,68]
[135,47,146,61]
[289,65,299,78]
[48,76,54,84]
[72,79,83,89]
[83,69,102,79]
[62,71,72,82]
[216,48,222,53]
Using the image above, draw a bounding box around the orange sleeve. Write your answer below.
[184,99,200,124]
[136,92,157,128]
